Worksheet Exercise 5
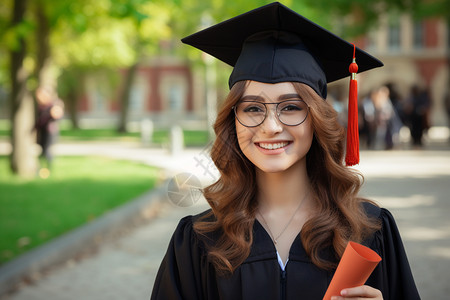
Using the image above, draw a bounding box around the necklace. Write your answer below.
[257,191,309,245]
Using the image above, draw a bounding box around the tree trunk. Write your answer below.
[58,68,82,129]
[9,0,37,177]
[117,62,139,133]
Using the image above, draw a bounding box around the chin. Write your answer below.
[257,167,287,174]
[254,156,307,174]
[255,162,295,174]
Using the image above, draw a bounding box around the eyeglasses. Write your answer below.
[233,99,309,127]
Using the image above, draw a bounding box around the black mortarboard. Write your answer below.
[181,2,383,99]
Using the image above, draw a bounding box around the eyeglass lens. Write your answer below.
[234,100,308,127]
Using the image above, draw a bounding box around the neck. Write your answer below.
[256,161,311,210]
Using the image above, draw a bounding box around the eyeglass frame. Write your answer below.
[232,99,310,128]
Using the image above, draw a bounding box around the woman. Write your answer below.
[35,86,64,178]
[151,3,420,299]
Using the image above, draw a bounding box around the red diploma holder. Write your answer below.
[323,241,382,300]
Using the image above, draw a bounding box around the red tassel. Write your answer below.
[345,44,359,166]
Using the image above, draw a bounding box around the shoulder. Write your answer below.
[361,203,421,298]
[192,208,215,222]
[361,201,382,219]
[172,209,215,248]
[175,209,213,233]
[361,201,398,226]
[361,201,404,249]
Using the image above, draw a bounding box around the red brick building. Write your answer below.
[76,57,204,129]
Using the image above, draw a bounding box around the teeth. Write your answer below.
[259,142,289,150]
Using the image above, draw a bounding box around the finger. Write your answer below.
[340,285,382,298]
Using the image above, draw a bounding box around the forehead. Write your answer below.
[243,81,297,99]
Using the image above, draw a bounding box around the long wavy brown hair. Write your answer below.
[194,80,381,274]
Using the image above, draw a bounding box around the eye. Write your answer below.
[240,102,265,113]
[279,101,304,112]
[282,105,301,111]
[244,106,264,113]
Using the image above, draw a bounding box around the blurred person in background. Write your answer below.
[34,86,64,178]
[373,86,397,150]
[360,90,377,149]
[406,85,431,147]
[361,86,400,150]
[444,90,450,143]
[385,83,404,146]
[327,85,347,127]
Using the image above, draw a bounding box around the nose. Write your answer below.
[260,108,283,134]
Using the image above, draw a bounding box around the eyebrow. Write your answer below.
[240,93,302,102]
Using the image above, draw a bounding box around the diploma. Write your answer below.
[323,241,382,300]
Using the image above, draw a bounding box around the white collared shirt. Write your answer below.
[277,251,288,271]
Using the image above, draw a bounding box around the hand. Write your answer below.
[331,285,383,300]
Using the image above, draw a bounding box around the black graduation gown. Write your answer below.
[150,203,420,299]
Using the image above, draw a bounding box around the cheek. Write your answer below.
[304,125,315,154]
[235,120,254,153]
[303,116,314,137]
[305,124,314,144]
[294,119,314,148]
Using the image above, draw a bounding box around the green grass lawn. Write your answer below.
[59,128,210,147]
[59,128,140,141]
[0,127,210,147]
[0,123,211,146]
[0,156,161,265]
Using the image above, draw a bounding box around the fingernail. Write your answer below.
[340,289,347,296]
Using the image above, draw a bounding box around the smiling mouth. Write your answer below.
[257,142,290,150]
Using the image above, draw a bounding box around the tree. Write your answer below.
[8,0,37,177]
[53,0,174,133]
[2,0,137,175]
[56,67,84,129]
[110,0,173,133]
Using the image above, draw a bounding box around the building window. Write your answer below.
[160,75,187,113]
[366,31,377,53]
[413,21,424,50]
[388,21,401,52]
[168,85,184,112]
[129,76,148,113]
[86,77,108,113]
[91,90,106,112]
[448,23,450,48]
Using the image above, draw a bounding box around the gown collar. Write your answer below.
[245,219,311,264]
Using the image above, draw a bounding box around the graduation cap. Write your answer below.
[182,2,383,166]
